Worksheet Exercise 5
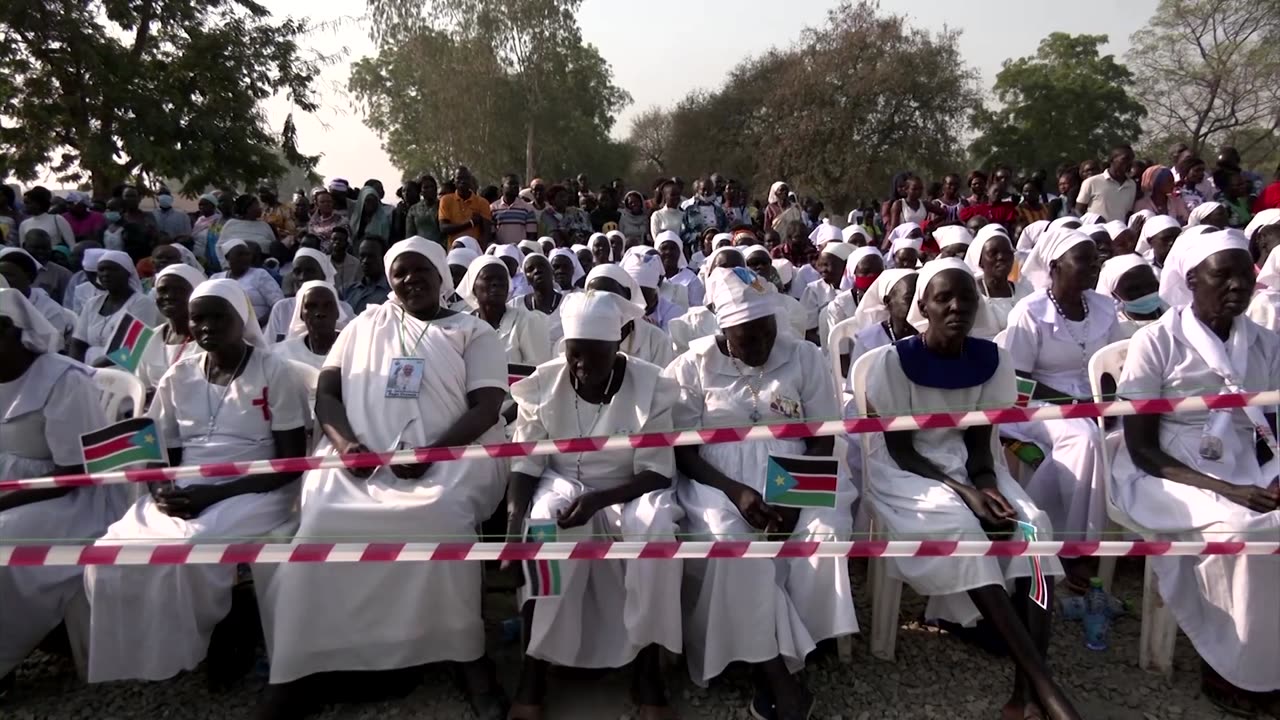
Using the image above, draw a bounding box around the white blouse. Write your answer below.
[1002,289,1128,398]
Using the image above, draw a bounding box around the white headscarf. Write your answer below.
[1257,244,1280,289]
[906,258,1000,337]
[849,268,917,332]
[1078,224,1108,240]
[1096,254,1152,300]
[767,182,787,205]
[655,230,685,268]
[808,221,842,247]
[743,245,771,263]
[560,290,645,342]
[588,232,610,259]
[711,232,734,249]
[1080,212,1104,225]
[1104,220,1129,241]
[842,224,869,244]
[538,236,555,254]
[1244,207,1280,241]
[1188,201,1223,227]
[1158,228,1250,308]
[549,248,586,286]
[621,251,663,289]
[708,267,777,329]
[886,222,922,244]
[585,263,646,310]
[293,247,337,284]
[457,256,509,309]
[0,287,60,353]
[288,280,352,338]
[83,248,106,272]
[820,242,856,262]
[154,263,207,292]
[189,278,268,348]
[1135,215,1181,259]
[99,249,143,292]
[451,235,482,254]
[964,226,1014,276]
[216,237,250,268]
[1015,220,1051,252]
[518,239,543,256]
[384,236,454,302]
[934,225,973,250]
[771,258,795,286]
[1127,209,1155,231]
[1020,229,1094,291]
[447,247,480,271]
[842,246,884,288]
[0,247,42,274]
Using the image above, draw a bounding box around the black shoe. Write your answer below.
[749,687,778,720]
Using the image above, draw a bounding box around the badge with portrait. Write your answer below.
[385,357,426,399]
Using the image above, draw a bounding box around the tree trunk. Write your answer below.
[525,121,535,184]
[91,168,121,199]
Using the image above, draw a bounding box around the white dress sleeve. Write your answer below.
[263,353,309,432]
[662,354,704,431]
[256,270,285,311]
[462,322,509,393]
[635,374,678,478]
[1001,302,1041,374]
[509,372,549,478]
[148,364,185,450]
[1115,325,1166,401]
[794,342,840,421]
[43,369,109,466]
[520,309,552,365]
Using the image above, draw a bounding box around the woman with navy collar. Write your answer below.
[863,258,1079,720]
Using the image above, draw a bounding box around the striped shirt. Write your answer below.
[491,197,538,245]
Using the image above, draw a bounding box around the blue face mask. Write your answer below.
[157,194,174,209]
[105,211,122,223]
[1122,292,1163,316]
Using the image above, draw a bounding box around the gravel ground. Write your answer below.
[3,558,1257,720]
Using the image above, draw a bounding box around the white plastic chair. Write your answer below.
[850,345,904,661]
[826,316,861,397]
[93,367,146,420]
[1087,339,1176,676]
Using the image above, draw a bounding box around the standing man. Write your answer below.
[491,174,538,245]
[118,185,159,262]
[152,188,192,241]
[1076,145,1137,222]
[391,180,421,243]
[438,166,492,247]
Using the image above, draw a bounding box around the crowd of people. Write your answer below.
[1,142,1279,720]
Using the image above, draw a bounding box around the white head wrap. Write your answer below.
[887,233,923,269]
[1020,229,1094,291]
[1096,254,1153,299]
[189,278,268,348]
[820,242,856,261]
[538,236,555,254]
[0,287,60,353]
[1080,212,1104,225]
[771,258,795,286]
[849,268,917,332]
[1158,228,1251,308]
[170,243,202,271]
[571,243,588,255]
[457,256,509,309]
[655,230,684,259]
[906,257,1000,336]
[1188,201,1223,227]
[559,290,645,342]
[1015,220,1050,252]
[216,237,251,268]
[934,225,974,250]
[605,229,626,244]
[1244,208,1280,240]
[699,246,745,280]
[549,248,586,285]
[1104,220,1129,240]
[767,182,787,205]
[385,236,454,301]
[621,251,663,289]
[0,247,42,274]
[585,263,646,310]
[293,247,336,284]
[965,225,1014,276]
[708,267,777,329]
[518,239,543,256]
[843,225,869,245]
[288,280,352,338]
[1127,209,1155,231]
[1078,224,1108,240]
[450,235,482,254]
[154,263,207,292]
[808,222,842,247]
[743,245,771,263]
[1257,244,1280,289]
[712,232,734,249]
[83,248,106,272]
[842,246,884,288]
[588,232,610,256]
[1135,215,1181,259]
[886,222,922,244]
[98,249,142,292]
[447,247,480,270]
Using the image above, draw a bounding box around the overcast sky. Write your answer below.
[267,0,1158,186]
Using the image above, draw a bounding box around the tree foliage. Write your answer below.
[1128,0,1280,158]
[969,33,1146,174]
[635,1,979,208]
[356,0,631,185]
[0,0,322,196]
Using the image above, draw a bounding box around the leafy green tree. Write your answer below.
[969,33,1146,174]
[0,0,322,196]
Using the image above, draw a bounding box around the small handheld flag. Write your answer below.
[80,418,167,474]
[523,522,563,598]
[1014,377,1037,408]
[764,454,838,509]
[1017,520,1049,611]
[105,314,155,373]
[508,363,536,387]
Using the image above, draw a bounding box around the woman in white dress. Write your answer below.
[744,245,807,338]
[69,250,161,366]
[265,248,354,343]
[0,248,71,344]
[933,224,974,260]
[212,238,283,326]
[566,264,675,368]
[799,242,854,345]
[862,262,1078,720]
[0,290,124,697]
[255,237,510,720]
[1095,254,1164,338]
[1001,230,1125,585]
[664,267,857,720]
[458,256,552,366]
[84,279,309,685]
[1245,222,1279,333]
[137,264,207,390]
[549,247,585,294]
[670,247,745,354]
[819,246,884,346]
[488,242,532,298]
[622,250,682,331]
[446,247,480,312]
[884,222,923,269]
[274,280,345,415]
[655,231,697,308]
[511,253,565,344]
[1113,230,1279,716]
[964,225,1031,331]
[837,268,919,383]
[505,291,683,720]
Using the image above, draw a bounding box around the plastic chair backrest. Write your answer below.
[992,328,1008,350]
[1085,339,1148,534]
[827,316,862,395]
[93,367,146,420]
[1088,340,1130,405]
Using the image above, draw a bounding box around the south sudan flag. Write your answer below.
[764,454,838,509]
[105,314,155,373]
[523,522,563,598]
[80,418,167,474]
[1015,377,1037,408]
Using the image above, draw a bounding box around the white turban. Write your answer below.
[1187,201,1223,227]
[83,248,106,272]
[1127,209,1154,231]
[849,268,917,333]
[1244,208,1280,240]
[154,263,207,291]
[1015,220,1051,252]
[933,225,974,250]
[886,222,922,245]
[906,257,1000,337]
[99,249,142,292]
[808,221,842,247]
[708,266,777,329]
[771,258,795,286]
[1020,229,1094,291]
[621,251,663,289]
[1078,224,1108,239]
[450,235,482,254]
[189,278,268,348]
[585,263,646,310]
[447,247,480,270]
[560,290,645,342]
[1096,254,1152,300]
[0,287,60,353]
[1135,215,1181,260]
[457,256,508,309]
[549,248,586,285]
[288,280,352,338]
[385,236,454,301]
[293,247,337,285]
[964,225,1014,276]
[1158,228,1250,308]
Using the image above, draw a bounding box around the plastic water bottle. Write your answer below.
[501,616,523,644]
[1083,577,1110,651]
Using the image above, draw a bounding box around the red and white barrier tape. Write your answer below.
[1,539,1277,567]
[3,390,1277,493]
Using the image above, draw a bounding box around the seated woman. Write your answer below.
[1096,255,1164,338]
[655,231,698,308]
[589,232,613,267]
[838,268,919,384]
[621,249,682,331]
[561,265,674,368]
[743,245,807,338]
[487,243,532,298]
[799,241,854,345]
[0,290,125,697]
[506,291,683,720]
[863,261,1079,720]
[884,222,924,269]
[1134,215,1181,269]
[1113,229,1279,716]
[0,248,72,343]
[964,224,1030,331]
[255,237,510,720]
[69,249,161,366]
[1001,230,1124,582]
[447,247,480,312]
[512,253,565,344]
[137,264,207,390]
[84,279,308,684]
[1245,225,1279,332]
[458,256,552,366]
[933,224,973,259]
[212,238,283,326]
[274,280,346,412]
[818,247,883,345]
[664,267,857,720]
[265,248,353,343]
[548,248,585,294]
[670,247,745,354]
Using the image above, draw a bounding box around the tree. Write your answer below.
[627,107,674,176]
[0,0,322,197]
[969,33,1147,174]
[1128,0,1280,157]
[361,0,630,183]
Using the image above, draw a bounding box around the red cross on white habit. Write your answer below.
[252,387,271,421]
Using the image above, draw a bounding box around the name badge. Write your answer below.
[386,357,426,398]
